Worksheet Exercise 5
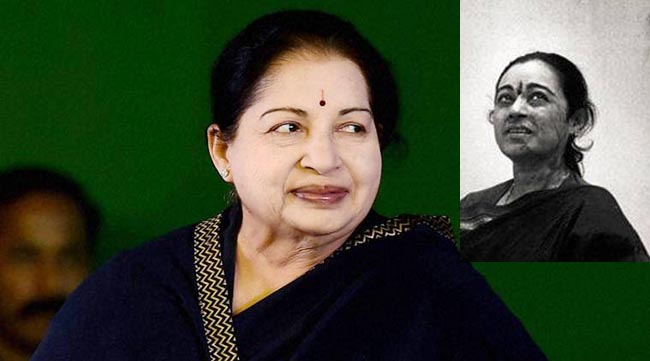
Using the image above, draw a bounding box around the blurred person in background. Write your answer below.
[0,167,100,361]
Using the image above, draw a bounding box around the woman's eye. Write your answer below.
[272,123,301,133]
[529,92,548,104]
[339,123,365,133]
[496,94,514,106]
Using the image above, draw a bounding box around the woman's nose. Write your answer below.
[508,96,528,121]
[299,134,343,174]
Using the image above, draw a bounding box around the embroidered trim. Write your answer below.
[194,215,239,361]
[193,213,452,360]
[337,214,454,254]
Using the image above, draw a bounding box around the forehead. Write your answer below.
[0,192,86,253]
[499,60,562,92]
[256,53,370,105]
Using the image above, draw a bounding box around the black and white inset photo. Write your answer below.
[460,0,650,261]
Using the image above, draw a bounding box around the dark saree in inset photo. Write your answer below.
[460,179,649,262]
[34,205,547,360]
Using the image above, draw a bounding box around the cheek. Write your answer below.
[349,144,382,189]
[492,120,506,142]
[229,140,298,201]
[491,108,507,123]
[537,111,569,141]
[371,151,383,182]
[0,267,32,308]
[491,111,507,133]
[230,139,270,178]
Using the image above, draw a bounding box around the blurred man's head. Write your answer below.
[0,168,99,358]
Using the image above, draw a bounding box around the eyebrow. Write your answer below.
[339,107,372,116]
[496,84,515,93]
[260,107,308,119]
[260,106,372,119]
[496,83,556,96]
[526,82,556,96]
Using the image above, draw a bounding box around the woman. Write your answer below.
[460,52,649,262]
[33,11,546,360]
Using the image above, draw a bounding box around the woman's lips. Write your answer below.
[291,186,349,204]
[505,126,532,135]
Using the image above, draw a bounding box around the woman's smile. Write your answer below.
[505,125,532,135]
[291,185,349,205]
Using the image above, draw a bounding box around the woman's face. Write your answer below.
[491,60,577,164]
[214,53,382,237]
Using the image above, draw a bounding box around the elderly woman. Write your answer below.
[461,52,649,262]
[34,11,546,360]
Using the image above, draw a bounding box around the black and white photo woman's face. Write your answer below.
[490,60,579,164]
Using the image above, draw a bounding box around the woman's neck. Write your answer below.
[232,216,352,315]
[503,157,573,204]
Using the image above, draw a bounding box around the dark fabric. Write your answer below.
[460,180,649,262]
[33,207,547,360]
[31,225,209,360]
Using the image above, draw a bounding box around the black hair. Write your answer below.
[0,167,101,248]
[495,52,595,175]
[210,10,400,150]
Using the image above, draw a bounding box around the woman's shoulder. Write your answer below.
[32,221,210,360]
[359,213,465,279]
[568,184,620,202]
[64,220,204,314]
[557,185,649,261]
[560,184,630,217]
[394,213,454,242]
[359,214,547,359]
[357,212,455,252]
[83,222,201,292]
[122,222,198,270]
[461,180,512,209]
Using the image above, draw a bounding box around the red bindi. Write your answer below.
[319,89,326,106]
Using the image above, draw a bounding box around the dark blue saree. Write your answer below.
[33,206,546,360]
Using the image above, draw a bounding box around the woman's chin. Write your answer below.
[499,144,537,162]
[283,207,360,237]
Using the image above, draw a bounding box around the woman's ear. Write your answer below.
[568,108,589,136]
[488,110,495,125]
[207,124,232,182]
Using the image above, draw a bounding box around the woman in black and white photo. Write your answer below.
[460,51,649,262]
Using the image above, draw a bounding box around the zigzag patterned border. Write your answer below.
[194,215,240,361]
[193,213,452,360]
[338,214,454,253]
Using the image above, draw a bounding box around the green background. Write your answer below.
[1,0,648,359]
